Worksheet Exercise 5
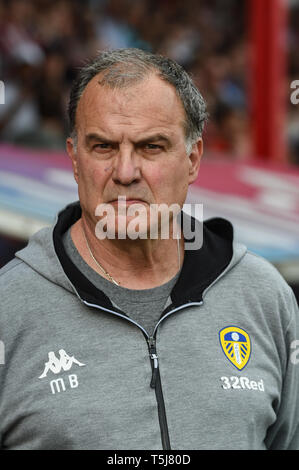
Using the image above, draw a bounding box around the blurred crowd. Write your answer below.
[0,0,298,163]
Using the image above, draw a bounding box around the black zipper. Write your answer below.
[81,297,203,450]
[148,335,171,450]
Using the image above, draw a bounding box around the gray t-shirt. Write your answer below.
[62,228,181,336]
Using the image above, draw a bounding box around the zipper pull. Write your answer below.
[148,337,159,388]
[148,336,156,353]
[150,353,159,388]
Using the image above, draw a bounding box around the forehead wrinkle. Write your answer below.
[83,72,182,115]
[76,73,187,140]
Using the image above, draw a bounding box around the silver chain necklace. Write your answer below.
[82,225,181,287]
[82,226,120,285]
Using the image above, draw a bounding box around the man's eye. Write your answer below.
[93,143,111,150]
[94,143,110,149]
[144,143,163,151]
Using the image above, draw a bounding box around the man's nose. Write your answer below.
[111,147,141,185]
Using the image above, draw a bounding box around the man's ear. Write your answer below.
[66,137,79,184]
[188,139,203,185]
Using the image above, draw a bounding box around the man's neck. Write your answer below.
[70,218,184,289]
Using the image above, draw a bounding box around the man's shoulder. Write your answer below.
[0,258,34,325]
[237,249,297,305]
[0,257,30,282]
[0,258,24,278]
[0,225,54,285]
[241,249,289,283]
[0,256,40,296]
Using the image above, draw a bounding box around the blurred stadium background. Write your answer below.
[0,0,298,303]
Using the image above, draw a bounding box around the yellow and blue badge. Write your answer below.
[219,326,251,370]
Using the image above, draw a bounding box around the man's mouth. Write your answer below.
[109,197,148,205]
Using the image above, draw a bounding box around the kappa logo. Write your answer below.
[219,326,251,370]
[39,349,86,395]
[39,349,85,379]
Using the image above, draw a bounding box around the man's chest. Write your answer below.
[0,303,283,449]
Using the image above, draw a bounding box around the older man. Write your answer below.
[0,48,298,450]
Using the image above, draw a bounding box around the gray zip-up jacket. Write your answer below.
[0,201,298,450]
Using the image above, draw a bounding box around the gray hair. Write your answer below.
[68,48,208,154]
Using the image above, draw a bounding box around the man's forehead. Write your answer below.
[77,72,186,126]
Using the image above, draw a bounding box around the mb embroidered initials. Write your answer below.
[49,374,79,395]
[39,349,86,395]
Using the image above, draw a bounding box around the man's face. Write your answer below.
[67,72,202,237]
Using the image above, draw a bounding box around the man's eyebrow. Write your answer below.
[135,134,172,146]
[84,132,172,147]
[85,133,113,145]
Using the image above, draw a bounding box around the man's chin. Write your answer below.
[95,215,151,241]
[94,207,179,241]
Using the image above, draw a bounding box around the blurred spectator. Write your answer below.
[0,59,42,142]
[0,0,298,163]
[206,102,250,159]
[95,0,151,51]
[13,46,68,149]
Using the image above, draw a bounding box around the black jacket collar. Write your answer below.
[53,201,233,313]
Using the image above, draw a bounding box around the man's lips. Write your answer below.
[108,198,148,205]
